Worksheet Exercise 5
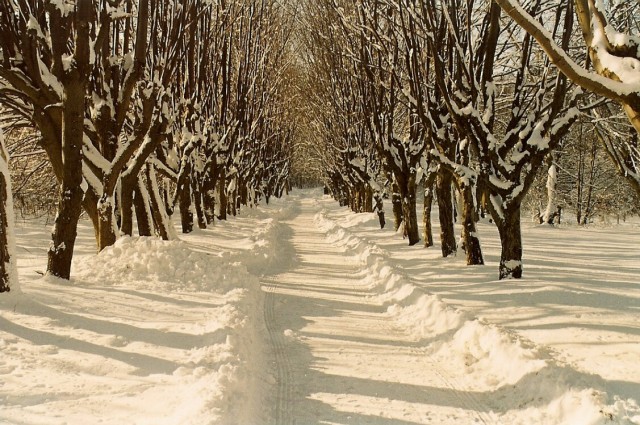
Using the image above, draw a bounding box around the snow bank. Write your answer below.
[315,203,640,425]
[66,235,269,424]
[315,209,465,340]
[74,237,254,293]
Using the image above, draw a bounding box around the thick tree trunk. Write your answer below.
[239,180,248,206]
[364,185,373,213]
[202,160,217,224]
[145,164,171,240]
[399,174,420,246]
[460,183,484,265]
[47,66,86,277]
[437,170,457,257]
[97,195,118,251]
[496,204,523,279]
[120,175,136,237]
[133,178,153,237]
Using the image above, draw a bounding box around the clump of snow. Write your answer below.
[73,237,256,293]
[434,320,547,388]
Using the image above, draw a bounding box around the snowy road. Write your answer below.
[262,197,495,424]
[2,190,637,424]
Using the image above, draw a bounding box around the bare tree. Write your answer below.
[422,0,579,279]
[496,0,640,195]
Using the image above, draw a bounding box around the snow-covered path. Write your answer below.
[263,197,494,424]
[1,190,638,424]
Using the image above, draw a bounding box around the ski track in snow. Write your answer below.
[262,196,494,424]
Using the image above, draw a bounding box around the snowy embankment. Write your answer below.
[0,205,286,424]
[314,199,640,425]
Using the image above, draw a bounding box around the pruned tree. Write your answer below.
[422,0,580,279]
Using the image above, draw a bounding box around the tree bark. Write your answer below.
[391,182,403,231]
[145,164,171,240]
[0,133,16,292]
[47,4,90,277]
[120,175,136,237]
[399,174,420,246]
[496,204,523,279]
[437,170,457,257]
[374,193,385,229]
[460,182,484,265]
[364,185,373,213]
[218,167,227,220]
[97,196,118,251]
[192,177,207,229]
[202,158,217,224]
[179,160,194,234]
[423,180,435,248]
[133,178,153,237]
[423,172,437,248]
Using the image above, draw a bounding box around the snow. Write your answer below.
[0,189,639,424]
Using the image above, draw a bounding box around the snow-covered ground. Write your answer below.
[0,189,639,424]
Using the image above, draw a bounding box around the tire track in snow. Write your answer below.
[263,277,294,425]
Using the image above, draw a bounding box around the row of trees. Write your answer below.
[0,0,297,290]
[307,0,639,279]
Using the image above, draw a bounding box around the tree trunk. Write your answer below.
[133,178,153,237]
[374,194,385,229]
[218,168,227,220]
[437,170,457,257]
[460,182,484,265]
[496,204,523,279]
[542,162,558,224]
[145,164,171,240]
[179,161,194,234]
[399,174,420,246]
[391,182,403,231]
[202,159,217,224]
[230,188,238,217]
[192,177,207,229]
[120,174,136,237]
[364,185,373,213]
[423,173,436,248]
[0,132,16,292]
[47,65,86,277]
[47,1,92,275]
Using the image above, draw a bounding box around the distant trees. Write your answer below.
[0,0,295,281]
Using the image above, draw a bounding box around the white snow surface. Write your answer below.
[0,189,639,424]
